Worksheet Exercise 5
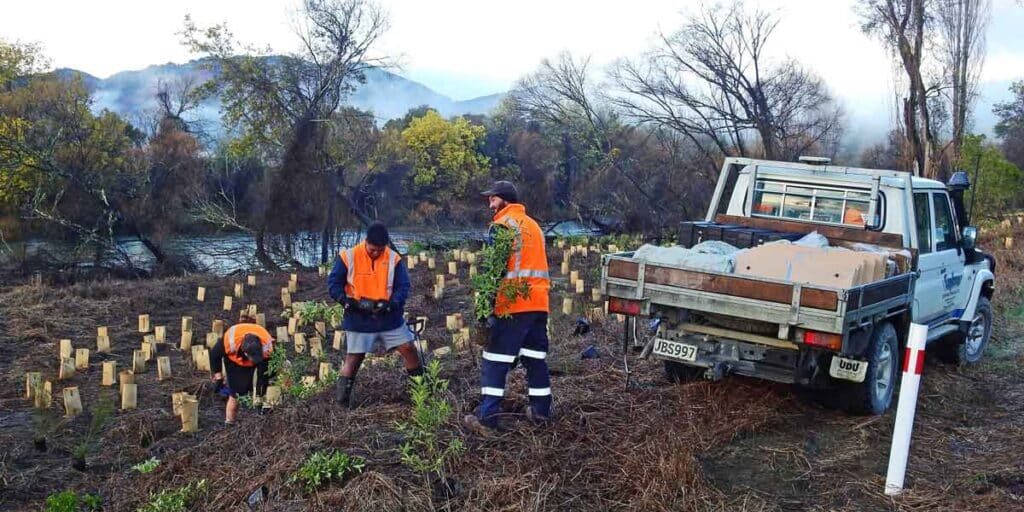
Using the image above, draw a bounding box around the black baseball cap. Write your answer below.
[480,181,518,203]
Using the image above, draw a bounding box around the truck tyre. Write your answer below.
[664,360,703,383]
[838,321,898,415]
[936,297,992,365]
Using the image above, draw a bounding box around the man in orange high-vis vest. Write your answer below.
[327,221,422,408]
[464,181,553,434]
[209,314,274,424]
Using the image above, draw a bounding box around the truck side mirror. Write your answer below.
[961,226,977,250]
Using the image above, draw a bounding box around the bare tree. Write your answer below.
[858,0,940,177]
[183,0,390,269]
[508,52,666,219]
[936,0,990,166]
[612,1,843,169]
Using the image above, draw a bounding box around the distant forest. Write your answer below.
[1,0,1022,274]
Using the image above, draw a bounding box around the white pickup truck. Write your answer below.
[600,157,996,414]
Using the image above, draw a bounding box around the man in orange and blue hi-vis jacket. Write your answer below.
[327,221,422,408]
[464,181,553,433]
[209,315,274,424]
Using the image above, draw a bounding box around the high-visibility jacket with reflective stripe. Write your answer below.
[223,323,273,368]
[492,203,550,315]
[339,242,401,301]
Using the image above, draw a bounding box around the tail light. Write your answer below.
[608,297,642,316]
[803,330,842,351]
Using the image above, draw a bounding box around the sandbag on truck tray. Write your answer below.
[633,241,739,273]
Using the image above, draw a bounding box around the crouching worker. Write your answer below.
[328,221,423,408]
[209,315,274,425]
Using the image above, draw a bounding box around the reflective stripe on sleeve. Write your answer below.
[528,387,552,396]
[506,269,550,280]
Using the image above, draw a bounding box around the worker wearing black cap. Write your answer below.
[209,314,275,424]
[464,180,553,434]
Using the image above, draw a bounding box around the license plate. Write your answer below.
[829,355,867,383]
[653,339,698,362]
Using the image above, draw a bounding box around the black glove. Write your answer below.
[373,301,389,314]
[341,297,359,311]
[357,299,376,313]
[477,315,498,330]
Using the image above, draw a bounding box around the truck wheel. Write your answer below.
[839,322,898,415]
[664,360,703,383]
[936,297,992,365]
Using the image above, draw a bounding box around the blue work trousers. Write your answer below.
[478,312,552,426]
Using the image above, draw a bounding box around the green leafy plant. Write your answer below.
[289,450,365,494]
[395,360,464,484]
[132,457,161,474]
[138,479,208,512]
[267,349,337,402]
[293,301,344,327]
[471,225,531,320]
[44,491,101,512]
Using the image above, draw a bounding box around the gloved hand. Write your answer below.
[373,301,389,314]
[477,315,498,330]
[342,297,359,311]
[357,299,376,312]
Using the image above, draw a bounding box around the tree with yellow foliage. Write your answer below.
[400,110,489,209]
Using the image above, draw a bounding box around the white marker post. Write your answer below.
[885,322,929,496]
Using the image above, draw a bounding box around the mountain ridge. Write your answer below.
[53,58,506,133]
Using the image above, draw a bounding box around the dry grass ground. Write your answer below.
[1,224,1022,511]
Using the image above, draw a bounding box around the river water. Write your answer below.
[2,222,600,275]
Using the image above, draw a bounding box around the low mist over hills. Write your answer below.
[56,58,504,135]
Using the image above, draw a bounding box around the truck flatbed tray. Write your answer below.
[603,254,914,335]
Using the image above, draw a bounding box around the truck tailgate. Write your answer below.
[601,253,914,337]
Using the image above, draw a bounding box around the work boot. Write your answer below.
[525,406,551,426]
[461,414,494,437]
[335,376,355,408]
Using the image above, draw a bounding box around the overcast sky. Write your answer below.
[2,0,1022,128]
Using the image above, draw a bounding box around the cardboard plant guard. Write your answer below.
[180,330,194,351]
[133,350,147,372]
[206,332,219,349]
[96,335,111,353]
[75,348,90,370]
[63,387,83,417]
[223,296,233,311]
[181,316,193,333]
[277,326,290,343]
[59,357,76,380]
[121,383,138,410]
[154,326,166,343]
[59,339,73,360]
[197,286,206,302]
[35,381,53,409]
[118,370,134,393]
[194,347,211,372]
[213,319,225,336]
[138,314,151,333]
[102,362,117,386]
[157,356,172,381]
[333,330,344,351]
[264,386,282,407]
[180,398,199,432]
[294,333,306,353]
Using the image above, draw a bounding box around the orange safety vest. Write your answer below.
[492,203,550,315]
[223,323,274,368]
[339,241,401,301]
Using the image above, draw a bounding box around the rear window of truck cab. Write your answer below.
[751,180,878,228]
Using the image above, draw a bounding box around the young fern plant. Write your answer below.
[471,224,531,320]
